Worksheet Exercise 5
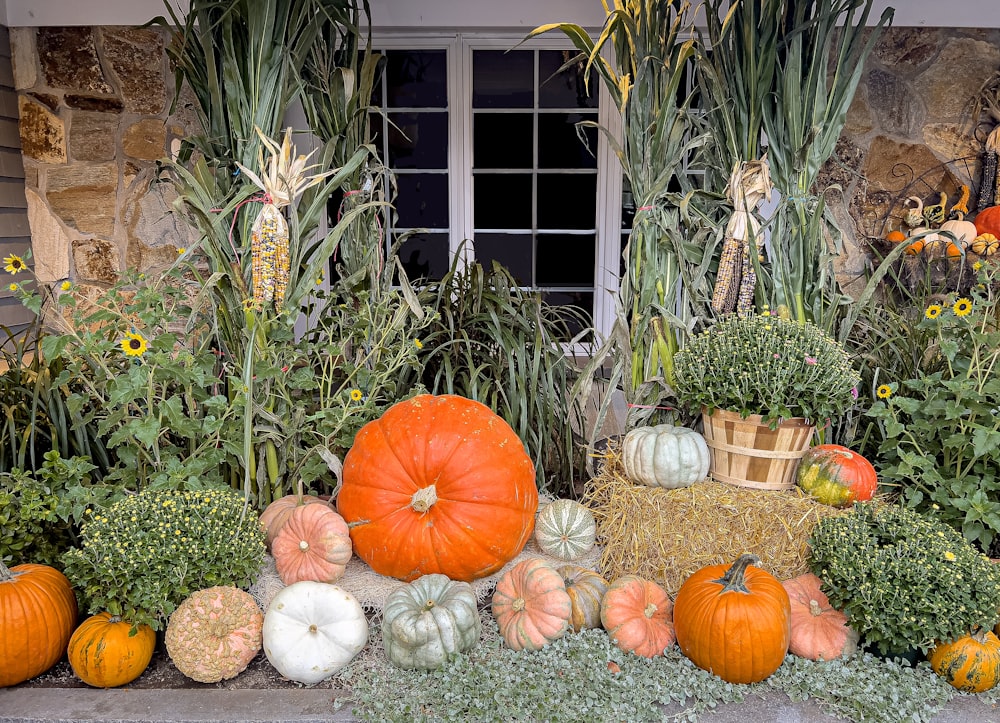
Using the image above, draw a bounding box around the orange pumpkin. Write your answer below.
[781,573,858,661]
[886,230,907,243]
[0,561,78,687]
[338,394,538,582]
[929,627,1000,693]
[975,206,1000,239]
[271,503,352,585]
[557,564,609,632]
[259,494,334,549]
[600,576,675,658]
[795,444,877,508]
[491,558,572,651]
[673,554,791,683]
[67,612,156,688]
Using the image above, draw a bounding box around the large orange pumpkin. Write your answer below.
[673,554,791,684]
[975,206,1000,239]
[338,394,538,582]
[67,612,156,688]
[0,561,78,687]
[600,576,675,658]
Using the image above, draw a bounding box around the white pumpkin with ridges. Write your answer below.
[262,581,368,684]
[620,425,709,489]
[534,499,597,561]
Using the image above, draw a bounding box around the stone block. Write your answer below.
[37,27,114,95]
[10,27,38,91]
[46,163,118,237]
[865,68,922,136]
[101,27,166,115]
[65,95,125,113]
[72,238,120,285]
[873,27,940,73]
[913,37,1000,122]
[25,188,71,283]
[123,119,167,161]
[18,95,66,163]
[69,111,118,162]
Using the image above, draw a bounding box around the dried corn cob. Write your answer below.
[250,203,286,307]
[736,246,756,315]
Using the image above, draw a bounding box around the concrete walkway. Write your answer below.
[2,686,1000,723]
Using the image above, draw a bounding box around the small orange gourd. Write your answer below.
[781,573,859,661]
[600,576,675,658]
[491,558,572,651]
[67,612,156,688]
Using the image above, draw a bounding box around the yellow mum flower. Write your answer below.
[943,551,956,562]
[953,298,973,317]
[3,254,26,274]
[177,247,186,255]
[414,338,423,350]
[120,331,149,358]
[60,281,72,291]
[925,304,942,320]
[350,389,363,402]
[876,384,892,399]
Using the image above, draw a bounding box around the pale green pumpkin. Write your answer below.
[620,425,709,489]
[382,573,481,670]
[535,499,597,561]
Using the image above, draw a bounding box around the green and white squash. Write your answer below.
[534,499,597,561]
[558,564,609,632]
[620,425,709,489]
[382,573,481,670]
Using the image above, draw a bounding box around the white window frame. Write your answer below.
[371,31,623,348]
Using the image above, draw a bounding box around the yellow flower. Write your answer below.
[120,331,149,358]
[177,247,186,255]
[973,261,984,271]
[953,298,973,317]
[876,384,892,399]
[925,304,942,320]
[414,338,423,350]
[60,281,72,291]
[3,254,26,274]
[944,551,956,562]
[350,389,363,402]
[7,283,16,292]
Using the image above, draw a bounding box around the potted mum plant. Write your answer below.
[672,311,860,490]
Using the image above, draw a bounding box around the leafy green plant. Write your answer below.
[865,268,1000,551]
[62,486,265,631]
[809,503,1000,656]
[672,310,859,426]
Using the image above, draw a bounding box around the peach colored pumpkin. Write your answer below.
[259,494,333,549]
[271,504,352,585]
[781,573,859,661]
[600,575,676,658]
[491,558,572,651]
[165,586,263,683]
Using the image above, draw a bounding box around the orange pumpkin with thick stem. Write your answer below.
[0,560,78,687]
[491,558,572,651]
[67,612,156,688]
[781,573,859,661]
[271,503,352,585]
[338,394,538,582]
[673,554,791,684]
[600,576,675,658]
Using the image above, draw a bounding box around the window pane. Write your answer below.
[472,49,533,108]
[541,290,594,342]
[538,50,598,109]
[474,173,532,229]
[386,50,447,109]
[474,113,533,169]
[394,173,449,229]
[537,234,594,287]
[537,174,596,230]
[387,112,448,169]
[538,113,598,169]
[474,233,532,285]
[396,234,450,283]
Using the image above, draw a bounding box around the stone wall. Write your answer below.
[11,25,195,295]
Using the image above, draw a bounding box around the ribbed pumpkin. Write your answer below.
[781,573,858,661]
[975,206,1000,239]
[972,233,1000,256]
[673,554,791,683]
[272,503,352,585]
[929,628,1000,693]
[67,612,156,688]
[338,394,538,582]
[534,499,596,561]
[165,586,263,683]
[259,494,333,549]
[620,424,709,489]
[0,560,78,687]
[382,573,481,670]
[601,576,675,658]
[557,564,609,632]
[796,444,877,508]
[491,558,572,651]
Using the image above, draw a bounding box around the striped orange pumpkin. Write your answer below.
[491,558,571,651]
[67,612,156,688]
[929,628,1000,693]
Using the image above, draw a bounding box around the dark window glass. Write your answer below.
[396,234,450,283]
[538,49,598,109]
[393,173,449,229]
[474,113,533,169]
[387,112,448,169]
[541,290,594,341]
[385,50,447,109]
[472,49,533,108]
[537,174,596,230]
[474,233,532,285]
[537,113,598,169]
[474,173,532,229]
[536,234,595,287]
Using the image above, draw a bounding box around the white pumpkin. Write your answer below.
[620,424,709,489]
[262,581,368,684]
[535,499,597,561]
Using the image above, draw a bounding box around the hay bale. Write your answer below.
[583,445,845,596]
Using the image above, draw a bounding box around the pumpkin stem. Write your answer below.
[299,540,310,551]
[512,598,526,613]
[713,554,762,594]
[644,603,658,619]
[809,600,823,617]
[410,485,438,513]
[0,559,13,582]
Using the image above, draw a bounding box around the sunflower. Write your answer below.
[120,332,149,358]
[953,298,973,317]
[7,283,16,292]
[349,389,363,402]
[3,254,26,274]
[876,384,893,399]
[925,304,942,320]
[60,281,72,291]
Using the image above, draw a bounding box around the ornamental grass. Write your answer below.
[583,443,846,596]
